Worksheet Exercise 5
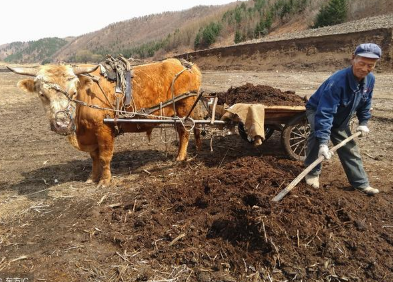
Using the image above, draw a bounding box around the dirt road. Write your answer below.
[0,69,392,281]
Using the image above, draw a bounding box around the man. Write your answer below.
[304,43,381,195]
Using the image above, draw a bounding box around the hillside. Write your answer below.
[2,0,393,64]
[0,37,72,64]
[0,4,237,64]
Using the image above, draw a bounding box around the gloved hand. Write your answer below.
[356,125,370,137]
[318,144,333,160]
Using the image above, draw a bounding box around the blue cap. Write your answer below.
[354,43,382,59]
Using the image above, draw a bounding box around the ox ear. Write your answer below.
[17,79,36,93]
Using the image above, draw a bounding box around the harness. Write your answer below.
[44,58,200,134]
[99,55,133,111]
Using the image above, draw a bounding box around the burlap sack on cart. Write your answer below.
[221,103,265,145]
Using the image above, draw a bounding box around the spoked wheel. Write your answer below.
[281,115,310,161]
[238,122,275,143]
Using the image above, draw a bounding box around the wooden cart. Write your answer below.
[104,99,310,161]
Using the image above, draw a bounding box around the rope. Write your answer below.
[177,116,196,133]
[45,76,198,129]
[54,95,178,120]
[96,79,115,110]
[170,68,188,117]
[159,102,171,145]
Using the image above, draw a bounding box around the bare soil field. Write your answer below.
[1,68,393,282]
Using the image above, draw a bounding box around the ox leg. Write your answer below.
[176,125,190,161]
[146,128,153,143]
[86,148,101,184]
[97,132,115,188]
[194,127,202,151]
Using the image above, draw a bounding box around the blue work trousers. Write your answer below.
[304,109,369,189]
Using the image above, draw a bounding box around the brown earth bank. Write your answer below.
[177,27,393,73]
[0,68,393,282]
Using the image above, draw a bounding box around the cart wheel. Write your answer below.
[281,115,310,161]
[238,122,274,143]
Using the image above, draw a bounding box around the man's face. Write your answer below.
[352,55,378,81]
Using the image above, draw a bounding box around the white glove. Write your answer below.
[356,125,370,137]
[318,144,333,160]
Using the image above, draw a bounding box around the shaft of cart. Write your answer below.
[104,118,227,125]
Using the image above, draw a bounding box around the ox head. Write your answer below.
[8,65,98,135]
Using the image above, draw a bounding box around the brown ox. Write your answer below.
[9,58,202,187]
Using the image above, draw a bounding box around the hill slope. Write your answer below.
[1,0,393,64]
[0,4,236,64]
[0,38,69,64]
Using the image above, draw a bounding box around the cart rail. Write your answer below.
[264,105,306,124]
[103,118,226,125]
[103,103,309,161]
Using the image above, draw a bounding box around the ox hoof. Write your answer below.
[97,179,110,189]
[85,179,95,184]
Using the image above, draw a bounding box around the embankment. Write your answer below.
[178,28,393,72]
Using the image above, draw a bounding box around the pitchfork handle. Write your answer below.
[272,131,362,202]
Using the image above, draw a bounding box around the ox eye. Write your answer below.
[38,91,48,101]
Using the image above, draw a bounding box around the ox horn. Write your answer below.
[72,65,99,75]
[7,66,38,76]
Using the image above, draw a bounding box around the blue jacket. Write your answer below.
[306,66,374,145]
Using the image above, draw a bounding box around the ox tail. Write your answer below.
[67,133,81,150]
